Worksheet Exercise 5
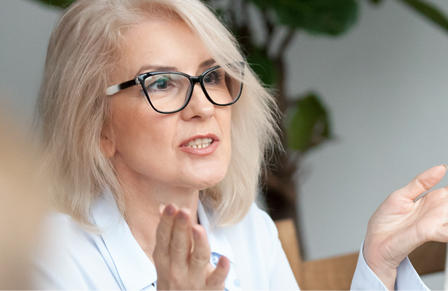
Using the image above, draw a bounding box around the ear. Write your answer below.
[100,124,116,158]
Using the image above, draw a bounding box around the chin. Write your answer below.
[186,168,227,191]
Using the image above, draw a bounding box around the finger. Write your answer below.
[189,225,211,277]
[399,165,447,200]
[154,204,178,262]
[170,208,193,270]
[159,204,166,218]
[206,256,230,289]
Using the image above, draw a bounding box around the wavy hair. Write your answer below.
[37,0,280,228]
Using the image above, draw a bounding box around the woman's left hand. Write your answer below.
[364,165,448,290]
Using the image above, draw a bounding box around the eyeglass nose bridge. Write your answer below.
[185,75,214,105]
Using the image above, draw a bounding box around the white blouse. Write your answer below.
[32,192,428,290]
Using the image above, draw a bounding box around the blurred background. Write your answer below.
[1,0,448,288]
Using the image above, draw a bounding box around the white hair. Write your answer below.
[37,0,280,228]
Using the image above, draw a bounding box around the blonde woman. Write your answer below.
[34,0,448,290]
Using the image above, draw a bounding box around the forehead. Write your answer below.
[114,19,212,81]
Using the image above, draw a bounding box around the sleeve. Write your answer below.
[269,236,301,290]
[256,209,300,290]
[350,242,429,290]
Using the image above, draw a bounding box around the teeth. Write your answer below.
[185,138,213,149]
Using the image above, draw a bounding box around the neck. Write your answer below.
[116,169,200,263]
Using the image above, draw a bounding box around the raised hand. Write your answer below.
[153,204,230,290]
[364,165,448,290]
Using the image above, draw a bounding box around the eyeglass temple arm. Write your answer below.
[106,79,138,96]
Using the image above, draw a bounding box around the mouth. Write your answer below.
[184,138,213,149]
[180,134,219,155]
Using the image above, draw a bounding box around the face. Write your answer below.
[102,19,232,194]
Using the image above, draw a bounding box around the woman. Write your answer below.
[34,0,448,290]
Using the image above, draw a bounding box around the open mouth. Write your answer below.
[184,138,213,149]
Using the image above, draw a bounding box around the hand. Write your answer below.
[153,204,230,290]
[364,165,448,290]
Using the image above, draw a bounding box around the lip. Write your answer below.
[179,134,220,156]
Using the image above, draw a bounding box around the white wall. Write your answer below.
[1,0,447,288]
[289,0,448,288]
[0,0,61,125]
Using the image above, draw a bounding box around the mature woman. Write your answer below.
[34,0,448,290]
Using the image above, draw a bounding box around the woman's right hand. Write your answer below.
[153,204,230,290]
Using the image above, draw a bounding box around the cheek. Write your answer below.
[216,107,233,168]
[110,100,176,162]
[221,108,232,150]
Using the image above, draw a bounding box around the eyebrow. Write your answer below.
[137,58,217,75]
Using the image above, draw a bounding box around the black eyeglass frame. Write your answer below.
[106,63,245,114]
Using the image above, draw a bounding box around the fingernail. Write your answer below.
[218,256,229,268]
[164,204,175,216]
[442,164,447,170]
[177,210,189,221]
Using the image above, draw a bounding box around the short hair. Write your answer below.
[37,0,280,228]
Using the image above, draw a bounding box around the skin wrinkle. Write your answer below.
[101,19,232,288]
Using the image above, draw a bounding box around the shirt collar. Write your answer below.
[91,193,237,290]
[197,202,235,264]
[91,193,157,290]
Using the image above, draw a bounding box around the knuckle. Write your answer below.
[191,252,209,265]
[170,240,186,254]
[157,229,170,243]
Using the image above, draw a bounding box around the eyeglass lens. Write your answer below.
[141,65,243,113]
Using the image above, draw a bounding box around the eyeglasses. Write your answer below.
[106,62,245,114]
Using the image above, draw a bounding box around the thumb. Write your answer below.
[399,165,447,200]
[206,256,230,289]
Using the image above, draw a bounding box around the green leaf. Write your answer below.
[30,0,75,9]
[247,48,277,86]
[399,0,448,33]
[248,0,359,36]
[288,93,331,152]
[276,0,358,36]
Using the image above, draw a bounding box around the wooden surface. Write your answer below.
[275,219,447,290]
[409,241,446,275]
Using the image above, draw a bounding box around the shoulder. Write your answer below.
[222,202,280,258]
[34,212,100,269]
[38,212,96,249]
[234,202,278,238]
[32,213,117,289]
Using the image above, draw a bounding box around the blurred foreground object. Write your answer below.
[0,100,48,289]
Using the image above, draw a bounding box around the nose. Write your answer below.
[180,82,214,121]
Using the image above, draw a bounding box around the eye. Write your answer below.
[203,69,224,85]
[147,76,170,91]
